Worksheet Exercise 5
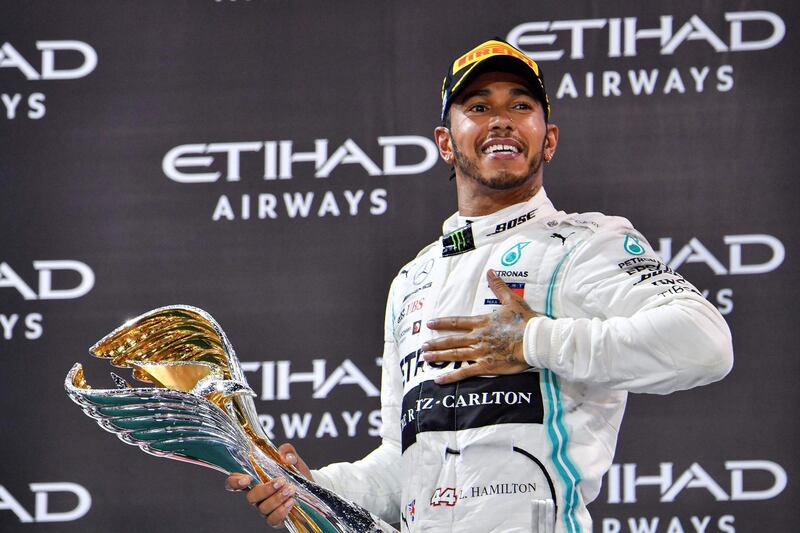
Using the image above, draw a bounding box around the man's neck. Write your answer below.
[456,178,542,216]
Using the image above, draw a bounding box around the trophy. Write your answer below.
[65,305,398,533]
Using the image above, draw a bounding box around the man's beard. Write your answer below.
[451,135,544,190]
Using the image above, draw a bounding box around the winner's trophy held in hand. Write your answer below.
[65,305,397,533]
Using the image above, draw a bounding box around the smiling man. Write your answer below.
[227,38,733,533]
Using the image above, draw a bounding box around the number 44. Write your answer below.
[430,487,458,507]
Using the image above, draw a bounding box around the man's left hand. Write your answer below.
[422,269,538,385]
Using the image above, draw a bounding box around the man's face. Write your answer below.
[439,71,552,191]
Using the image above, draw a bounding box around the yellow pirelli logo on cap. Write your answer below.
[453,40,540,76]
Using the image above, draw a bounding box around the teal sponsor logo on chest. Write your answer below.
[624,233,645,255]
[501,241,531,266]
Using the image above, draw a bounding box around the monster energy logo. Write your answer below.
[442,225,475,257]
[451,229,467,250]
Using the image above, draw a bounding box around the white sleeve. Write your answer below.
[523,226,733,394]
[311,280,403,523]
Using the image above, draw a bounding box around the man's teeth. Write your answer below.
[484,144,520,154]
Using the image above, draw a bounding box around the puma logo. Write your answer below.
[551,232,574,245]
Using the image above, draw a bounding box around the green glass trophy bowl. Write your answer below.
[65,305,397,533]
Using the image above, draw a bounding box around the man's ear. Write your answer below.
[434,126,454,164]
[544,123,559,159]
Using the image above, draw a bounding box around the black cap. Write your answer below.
[440,38,550,123]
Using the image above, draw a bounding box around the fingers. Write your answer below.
[487,269,516,305]
[422,343,486,364]
[434,361,491,384]
[427,315,486,331]
[246,476,296,528]
[265,496,296,528]
[421,334,486,364]
[225,473,253,491]
[258,479,296,528]
[230,442,308,530]
[245,477,283,506]
[279,443,312,480]
[422,334,478,353]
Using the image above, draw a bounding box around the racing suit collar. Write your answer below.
[440,188,556,256]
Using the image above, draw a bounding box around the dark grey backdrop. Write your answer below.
[1,1,797,531]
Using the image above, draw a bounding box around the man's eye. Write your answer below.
[513,102,532,110]
[469,104,488,112]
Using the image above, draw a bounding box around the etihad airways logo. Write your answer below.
[507,11,785,61]
[0,261,95,300]
[0,41,97,80]
[163,136,438,183]
[239,358,379,400]
[507,12,784,101]
[0,482,91,523]
[600,459,786,532]
[0,260,96,342]
[654,234,784,276]
[1,40,98,120]
[604,460,787,504]
[162,135,440,222]
[239,357,382,441]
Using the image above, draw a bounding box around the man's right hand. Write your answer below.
[225,443,312,529]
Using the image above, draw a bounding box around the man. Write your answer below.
[227,38,733,532]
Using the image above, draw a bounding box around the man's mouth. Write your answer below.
[481,139,523,157]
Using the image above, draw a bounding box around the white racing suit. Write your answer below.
[312,188,733,532]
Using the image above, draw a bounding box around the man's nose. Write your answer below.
[489,109,514,130]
